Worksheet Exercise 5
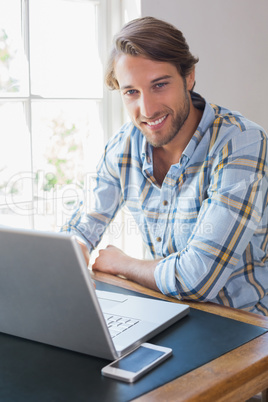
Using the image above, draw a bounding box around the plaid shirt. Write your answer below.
[63,93,268,315]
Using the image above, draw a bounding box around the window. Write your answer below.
[0,0,110,232]
[0,0,143,257]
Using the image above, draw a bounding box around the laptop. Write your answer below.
[0,226,189,360]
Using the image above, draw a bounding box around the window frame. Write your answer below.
[0,0,117,229]
[0,0,143,257]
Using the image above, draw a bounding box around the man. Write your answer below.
[62,17,268,315]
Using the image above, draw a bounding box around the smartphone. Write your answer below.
[101,343,172,383]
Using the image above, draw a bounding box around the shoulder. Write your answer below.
[105,122,143,155]
[208,103,267,155]
[210,103,264,133]
[100,123,146,177]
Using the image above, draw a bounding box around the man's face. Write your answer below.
[114,54,194,148]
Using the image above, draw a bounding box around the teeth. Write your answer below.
[147,115,167,126]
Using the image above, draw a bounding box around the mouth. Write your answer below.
[143,115,168,130]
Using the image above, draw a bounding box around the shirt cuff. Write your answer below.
[154,254,182,298]
[60,227,93,254]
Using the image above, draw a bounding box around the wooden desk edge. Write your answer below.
[135,332,268,402]
[92,271,268,329]
[93,271,268,402]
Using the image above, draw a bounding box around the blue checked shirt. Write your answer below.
[63,93,268,316]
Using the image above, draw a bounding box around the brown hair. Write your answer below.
[105,16,199,90]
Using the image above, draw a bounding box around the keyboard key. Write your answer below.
[103,313,139,338]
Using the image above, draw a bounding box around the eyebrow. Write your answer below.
[151,75,173,84]
[120,75,173,91]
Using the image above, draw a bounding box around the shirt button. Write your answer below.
[163,200,168,206]
[156,236,162,242]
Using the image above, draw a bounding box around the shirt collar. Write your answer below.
[182,93,215,160]
[141,137,153,174]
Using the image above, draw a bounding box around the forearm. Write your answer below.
[117,257,160,291]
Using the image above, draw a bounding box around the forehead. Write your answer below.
[114,54,180,88]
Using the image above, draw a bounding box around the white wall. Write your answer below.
[141,0,268,131]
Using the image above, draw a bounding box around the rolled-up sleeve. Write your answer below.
[61,135,123,252]
[154,130,268,304]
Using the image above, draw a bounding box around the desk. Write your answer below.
[93,271,268,402]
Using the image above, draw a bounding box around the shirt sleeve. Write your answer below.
[61,140,123,252]
[154,129,268,301]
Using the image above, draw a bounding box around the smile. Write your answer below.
[146,115,168,127]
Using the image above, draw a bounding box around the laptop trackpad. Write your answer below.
[96,290,128,310]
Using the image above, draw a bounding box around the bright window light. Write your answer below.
[0,0,104,231]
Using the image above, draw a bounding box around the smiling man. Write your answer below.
[62,17,268,315]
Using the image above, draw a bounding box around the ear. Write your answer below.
[186,67,196,91]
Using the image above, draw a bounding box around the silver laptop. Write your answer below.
[0,226,189,360]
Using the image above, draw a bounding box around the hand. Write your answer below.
[77,240,96,288]
[77,241,90,266]
[92,245,160,291]
[92,245,129,275]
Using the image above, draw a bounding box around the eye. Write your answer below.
[124,89,138,96]
[154,82,168,89]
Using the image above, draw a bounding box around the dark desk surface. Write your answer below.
[94,272,268,402]
[1,272,268,402]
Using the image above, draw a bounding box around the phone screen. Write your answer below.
[111,345,165,373]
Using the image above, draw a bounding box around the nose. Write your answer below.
[139,92,158,119]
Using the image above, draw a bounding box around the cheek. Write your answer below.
[171,92,187,111]
[156,91,179,109]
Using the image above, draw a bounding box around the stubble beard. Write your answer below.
[139,85,191,148]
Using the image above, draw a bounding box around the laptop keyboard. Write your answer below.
[103,313,140,338]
